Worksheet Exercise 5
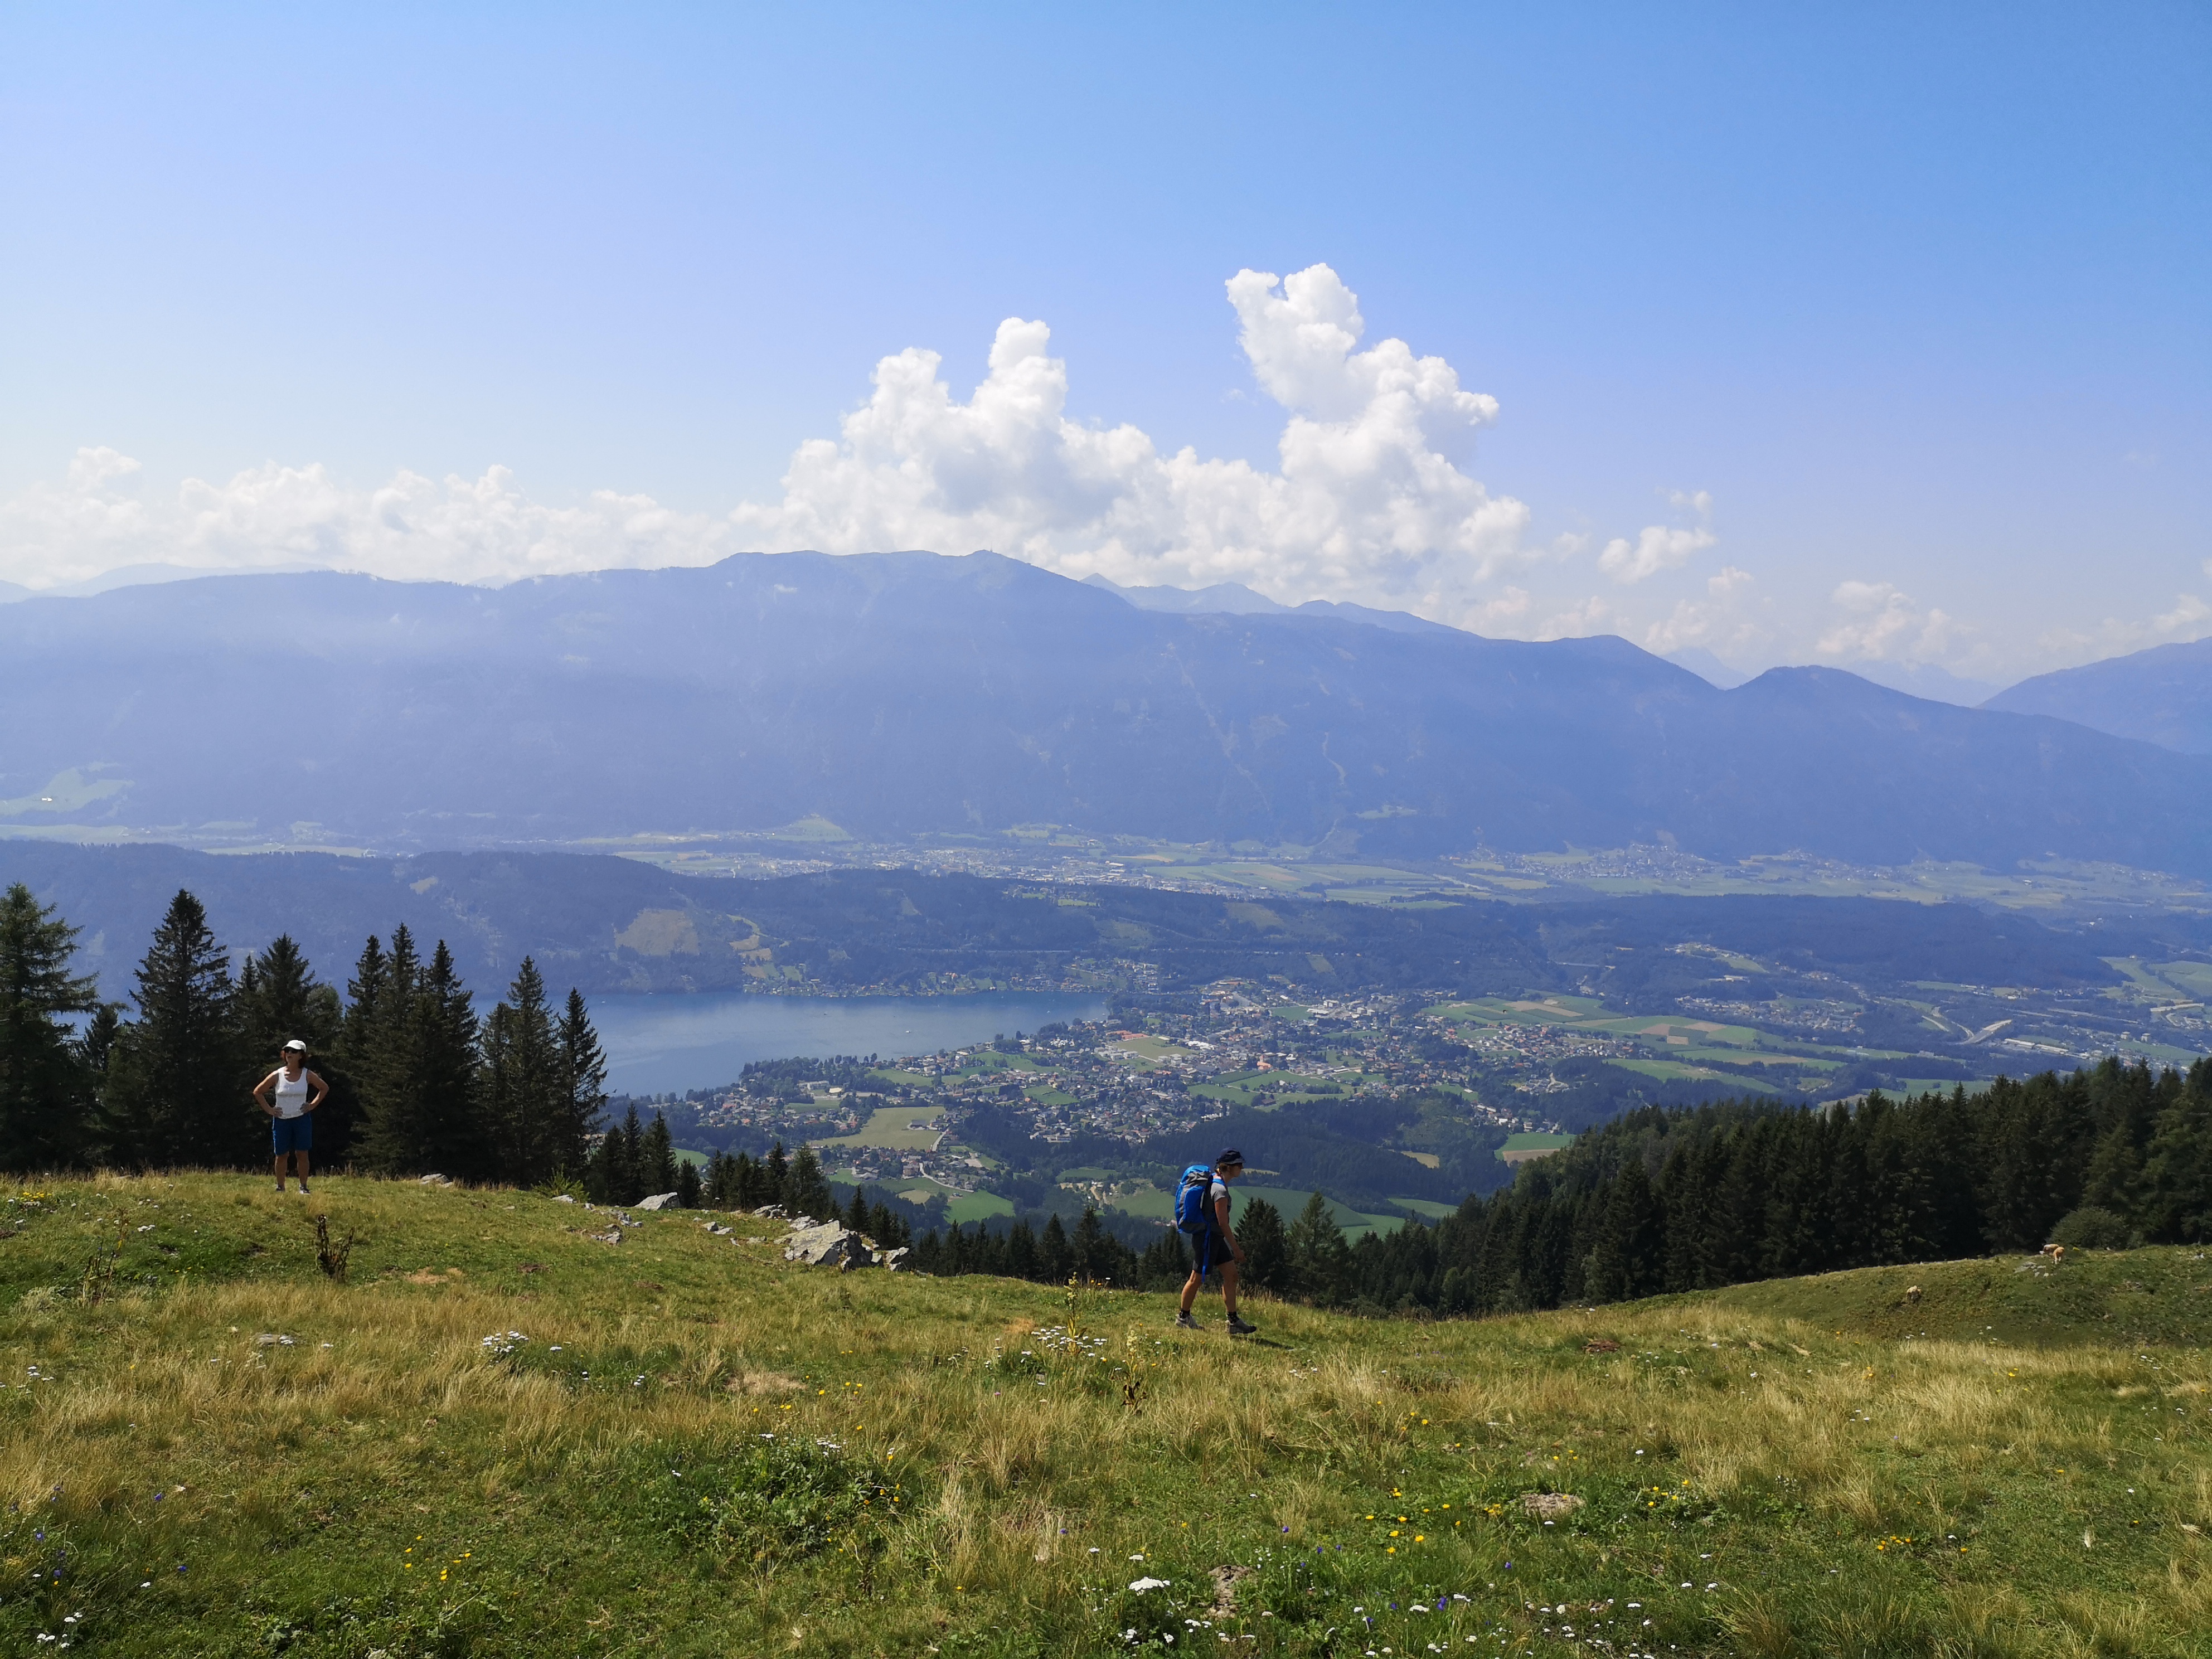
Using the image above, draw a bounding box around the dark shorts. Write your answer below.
[1185,1226,1228,1273]
[271,1114,312,1154]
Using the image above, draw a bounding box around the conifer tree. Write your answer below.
[554,988,608,1181]
[2140,1061,2212,1244]
[783,1144,831,1219]
[1071,1206,1110,1282]
[483,958,559,1186]
[1286,1190,1351,1301]
[104,890,248,1168]
[674,1155,702,1209]
[1039,1212,1073,1283]
[642,1112,678,1196]
[356,933,485,1178]
[1235,1197,1289,1293]
[764,1142,789,1204]
[0,884,100,1171]
[845,1185,870,1231]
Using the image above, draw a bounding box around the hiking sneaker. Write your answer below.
[1173,1312,1202,1331]
[1225,1312,1258,1336]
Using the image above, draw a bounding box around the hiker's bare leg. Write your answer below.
[294,1152,311,1182]
[271,1154,286,1190]
[1220,1260,1240,1316]
[1180,1266,1202,1316]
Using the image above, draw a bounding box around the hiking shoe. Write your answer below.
[296,1184,311,1195]
[1173,1312,1202,1331]
[1225,1312,1258,1336]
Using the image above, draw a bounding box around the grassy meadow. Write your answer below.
[0,1174,2206,1656]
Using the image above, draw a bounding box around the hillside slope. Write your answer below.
[0,1173,2203,1657]
[1986,636,2212,755]
[4,552,2210,873]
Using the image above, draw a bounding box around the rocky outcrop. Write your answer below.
[782,1221,873,1268]
[633,1192,680,1211]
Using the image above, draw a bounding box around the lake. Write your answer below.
[588,989,1111,1095]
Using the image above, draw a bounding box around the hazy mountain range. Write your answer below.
[2,550,2209,874]
[1988,637,2212,756]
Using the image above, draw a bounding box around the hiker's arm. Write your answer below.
[304,1071,328,1111]
[1216,1194,1243,1262]
[251,1072,279,1114]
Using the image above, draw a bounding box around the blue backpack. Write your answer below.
[1175,1164,1219,1234]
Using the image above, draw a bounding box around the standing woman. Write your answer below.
[253,1038,327,1194]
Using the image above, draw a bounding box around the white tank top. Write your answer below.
[273,1068,311,1118]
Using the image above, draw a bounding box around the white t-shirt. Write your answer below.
[272,1068,311,1118]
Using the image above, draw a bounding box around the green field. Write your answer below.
[814,1105,947,1153]
[1,1173,2205,1656]
[1500,1131,1575,1152]
[1111,1182,1414,1239]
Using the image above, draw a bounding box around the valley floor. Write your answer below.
[0,1175,2206,1656]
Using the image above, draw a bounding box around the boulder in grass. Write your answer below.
[782,1222,871,1268]
[633,1192,680,1211]
[880,1246,912,1273]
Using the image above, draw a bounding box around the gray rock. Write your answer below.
[755,1204,788,1220]
[782,1221,872,1268]
[881,1246,912,1273]
[633,1192,680,1211]
[417,1173,453,1187]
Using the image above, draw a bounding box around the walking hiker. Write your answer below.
[1174,1148,1256,1335]
[253,1039,326,1194]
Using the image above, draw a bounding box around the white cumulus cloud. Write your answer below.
[732,263,1542,619]
[1817,579,1961,663]
[1643,564,1762,656]
[1595,491,1716,584]
[0,454,725,590]
[2,264,1702,630]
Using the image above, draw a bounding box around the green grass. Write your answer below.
[1500,1132,1575,1153]
[816,1107,947,1153]
[1611,1058,1784,1094]
[0,1175,2205,1656]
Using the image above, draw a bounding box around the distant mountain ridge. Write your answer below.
[2,550,2209,874]
[1985,637,2212,755]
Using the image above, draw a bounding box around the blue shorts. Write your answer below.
[271,1114,312,1155]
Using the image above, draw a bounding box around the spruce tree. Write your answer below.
[642,1112,678,1196]
[2140,1061,2212,1244]
[483,958,559,1186]
[105,890,248,1168]
[0,884,100,1171]
[1235,1197,1289,1294]
[784,1144,831,1219]
[1039,1212,1073,1282]
[764,1142,789,1204]
[1286,1190,1352,1302]
[674,1156,702,1209]
[554,988,608,1182]
[845,1185,870,1231]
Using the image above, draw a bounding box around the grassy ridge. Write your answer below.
[0,1176,2206,1656]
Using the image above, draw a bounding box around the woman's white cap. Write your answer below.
[282,1039,307,1052]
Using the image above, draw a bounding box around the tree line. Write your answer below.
[0,882,611,1182]
[906,1059,2212,1311]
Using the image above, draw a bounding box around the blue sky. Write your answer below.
[3,3,2205,680]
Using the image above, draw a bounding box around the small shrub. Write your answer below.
[2049,1207,2131,1250]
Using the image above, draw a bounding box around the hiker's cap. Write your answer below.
[1217,1148,1244,1167]
[282,1039,307,1052]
